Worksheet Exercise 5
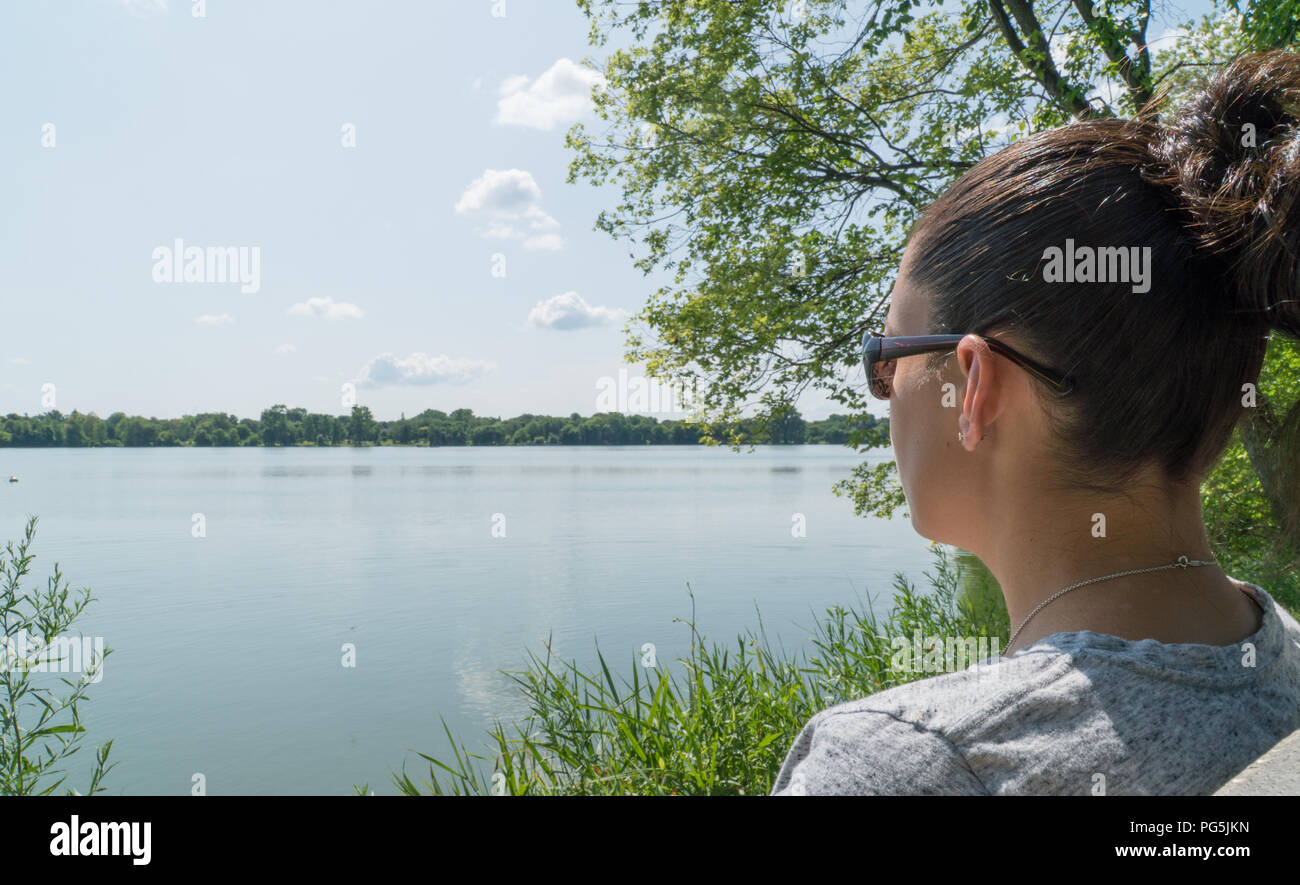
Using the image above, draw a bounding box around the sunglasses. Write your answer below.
[862,331,1074,400]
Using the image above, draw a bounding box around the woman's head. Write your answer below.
[885,49,1300,549]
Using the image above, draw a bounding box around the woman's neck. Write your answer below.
[976,473,1259,654]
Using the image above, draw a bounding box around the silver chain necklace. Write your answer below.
[1004,554,1219,654]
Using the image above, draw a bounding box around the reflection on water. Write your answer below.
[0,445,935,795]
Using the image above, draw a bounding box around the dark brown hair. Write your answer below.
[905,50,1300,521]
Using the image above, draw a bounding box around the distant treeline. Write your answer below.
[0,406,887,448]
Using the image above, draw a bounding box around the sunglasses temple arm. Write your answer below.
[986,341,1070,391]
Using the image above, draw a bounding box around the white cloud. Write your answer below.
[353,352,496,388]
[194,313,234,325]
[498,74,532,96]
[286,297,364,320]
[273,343,296,354]
[8,357,30,365]
[454,168,547,215]
[495,59,606,131]
[527,291,627,330]
[454,168,564,250]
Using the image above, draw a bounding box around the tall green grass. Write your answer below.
[393,543,1008,795]
[0,516,115,796]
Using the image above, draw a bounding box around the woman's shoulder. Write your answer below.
[1238,580,1300,645]
[806,578,1300,732]
[769,699,991,795]
[808,648,1082,735]
[771,582,1300,794]
[770,656,1083,795]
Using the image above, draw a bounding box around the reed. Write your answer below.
[393,543,1008,795]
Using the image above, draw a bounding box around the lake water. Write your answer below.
[0,445,936,795]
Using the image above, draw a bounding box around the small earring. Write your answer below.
[957,431,965,442]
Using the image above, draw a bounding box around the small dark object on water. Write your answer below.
[7,475,17,483]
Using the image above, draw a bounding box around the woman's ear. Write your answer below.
[956,335,997,449]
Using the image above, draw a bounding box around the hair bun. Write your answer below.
[1146,49,1300,338]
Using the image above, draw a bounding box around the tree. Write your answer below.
[471,423,506,446]
[106,412,126,441]
[63,413,86,447]
[569,0,1110,440]
[767,406,807,445]
[260,405,290,446]
[118,416,156,447]
[568,0,1300,585]
[1231,0,1300,49]
[349,405,377,444]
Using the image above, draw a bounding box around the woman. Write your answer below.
[771,50,1300,796]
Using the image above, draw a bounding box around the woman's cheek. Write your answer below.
[904,396,950,537]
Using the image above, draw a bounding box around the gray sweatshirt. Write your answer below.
[770,580,1300,795]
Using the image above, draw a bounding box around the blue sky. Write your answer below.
[1,0,1217,422]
